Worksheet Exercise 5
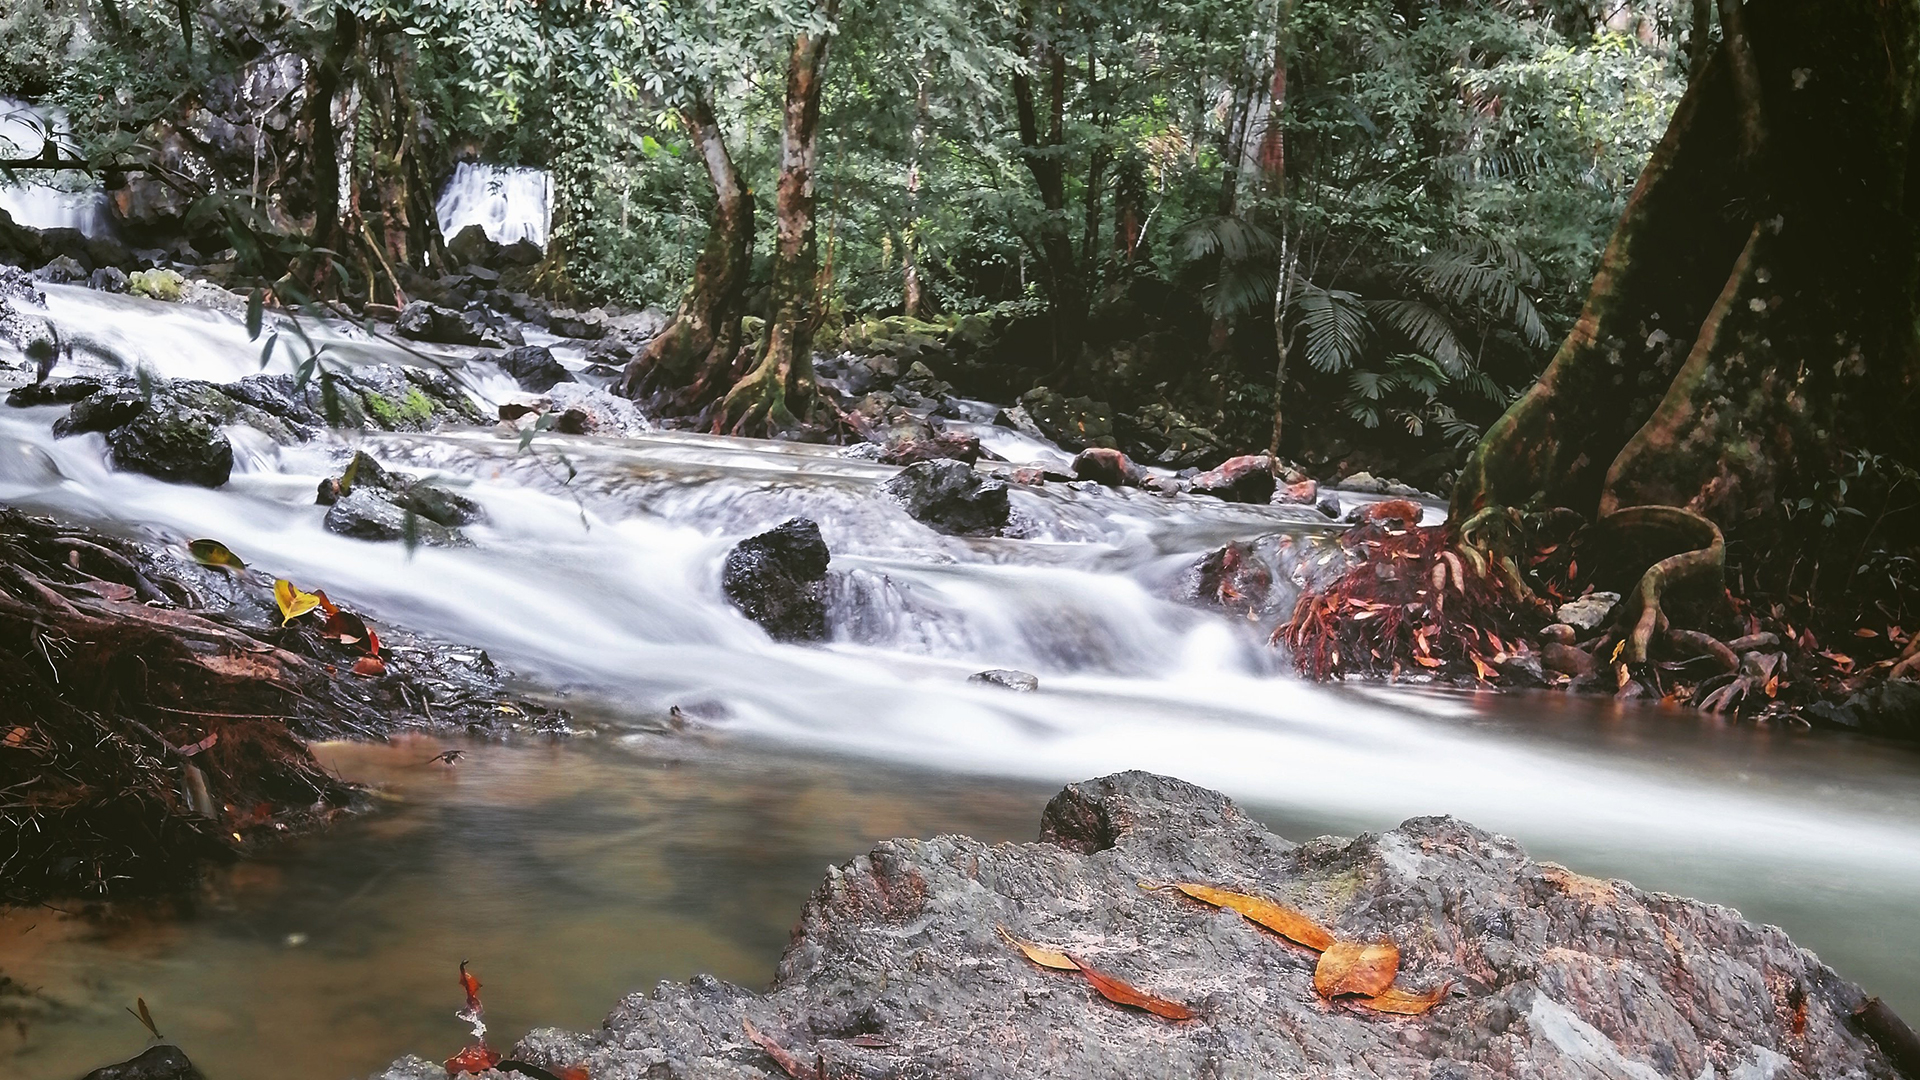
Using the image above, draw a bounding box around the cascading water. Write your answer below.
[0,99,112,237]
[1,285,1918,1079]
[434,162,551,249]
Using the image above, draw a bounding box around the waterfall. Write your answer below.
[435,162,551,249]
[0,99,112,237]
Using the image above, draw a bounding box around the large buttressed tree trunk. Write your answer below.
[1451,0,1920,660]
[718,0,841,436]
[619,95,753,409]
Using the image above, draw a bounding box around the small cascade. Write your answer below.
[0,99,112,237]
[435,162,551,249]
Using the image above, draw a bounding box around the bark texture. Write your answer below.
[718,0,840,436]
[619,95,753,409]
[1451,0,1920,634]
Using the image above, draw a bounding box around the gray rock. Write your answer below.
[322,488,468,546]
[543,383,650,437]
[1554,591,1621,632]
[401,772,1897,1080]
[1335,470,1390,494]
[105,408,234,487]
[1314,493,1342,519]
[394,300,516,348]
[80,1044,204,1080]
[970,668,1039,692]
[88,266,130,293]
[34,254,87,283]
[1071,447,1144,487]
[7,377,105,406]
[721,518,831,642]
[993,404,1048,442]
[497,345,574,392]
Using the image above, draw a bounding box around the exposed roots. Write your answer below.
[1589,506,1727,665]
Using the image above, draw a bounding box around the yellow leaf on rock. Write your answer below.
[1158,883,1334,951]
[274,579,321,625]
[997,925,1078,970]
[188,538,247,570]
[1314,941,1400,998]
[1356,983,1450,1015]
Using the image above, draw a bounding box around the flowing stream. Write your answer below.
[2,286,1919,1079]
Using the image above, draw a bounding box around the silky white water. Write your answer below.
[0,99,112,237]
[2,285,1919,1079]
[434,162,551,249]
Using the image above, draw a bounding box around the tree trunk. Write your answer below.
[1012,22,1087,386]
[901,69,927,319]
[1452,0,1920,657]
[717,0,840,435]
[303,7,361,292]
[620,94,753,409]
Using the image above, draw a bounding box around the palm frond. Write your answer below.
[1171,214,1279,265]
[1292,283,1370,374]
[1205,263,1279,321]
[1368,299,1467,375]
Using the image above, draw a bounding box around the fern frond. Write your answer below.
[1369,299,1466,375]
[1292,284,1370,374]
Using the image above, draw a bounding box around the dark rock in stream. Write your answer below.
[1189,453,1278,504]
[52,383,234,486]
[395,300,522,349]
[969,668,1039,692]
[372,770,1904,1080]
[80,1044,204,1080]
[1071,447,1145,488]
[885,458,1010,535]
[497,344,576,392]
[317,451,480,547]
[722,518,832,642]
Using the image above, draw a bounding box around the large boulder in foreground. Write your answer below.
[722,518,831,642]
[380,771,1905,1080]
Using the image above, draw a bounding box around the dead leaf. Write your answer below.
[2,726,28,747]
[1157,883,1334,950]
[459,960,483,1016]
[998,925,1078,970]
[352,655,387,677]
[446,1044,502,1075]
[188,538,246,570]
[1355,983,1450,1015]
[274,579,321,625]
[177,732,218,757]
[1856,627,1880,638]
[1314,941,1400,998]
[743,1019,817,1079]
[1067,956,1195,1020]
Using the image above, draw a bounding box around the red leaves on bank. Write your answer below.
[446,961,500,1076]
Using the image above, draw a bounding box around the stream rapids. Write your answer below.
[1,285,1918,1079]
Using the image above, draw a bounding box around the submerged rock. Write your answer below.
[885,458,1010,535]
[722,518,832,642]
[429,771,1902,1080]
[969,668,1039,692]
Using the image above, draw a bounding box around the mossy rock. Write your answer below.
[128,268,184,302]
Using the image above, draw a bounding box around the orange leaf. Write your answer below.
[446,1045,501,1076]
[1355,983,1450,1015]
[1314,941,1400,998]
[459,960,482,1015]
[998,926,1078,970]
[2,726,28,747]
[556,1068,590,1080]
[366,628,383,656]
[1067,956,1195,1020]
[1159,883,1334,951]
[352,656,387,677]
[1857,628,1880,638]
[743,1019,816,1079]
[1414,656,1443,668]
[312,589,341,616]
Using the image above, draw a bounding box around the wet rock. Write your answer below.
[128,268,185,301]
[885,458,1011,535]
[1186,541,1272,610]
[1495,649,1549,688]
[1555,591,1620,633]
[180,279,248,316]
[1314,493,1342,519]
[317,450,482,535]
[7,377,104,406]
[891,360,953,408]
[322,488,469,547]
[88,266,129,293]
[497,345,574,392]
[1019,386,1116,451]
[394,300,517,348]
[80,1044,205,1080]
[1336,470,1389,494]
[34,255,87,283]
[1542,641,1596,678]
[970,668,1039,692]
[1071,447,1144,487]
[1805,679,1920,741]
[444,771,1895,1080]
[1146,475,1189,496]
[993,404,1048,442]
[721,518,831,642]
[879,429,981,466]
[542,383,650,437]
[52,385,234,487]
[1190,453,1277,504]
[547,306,607,340]
[1540,623,1579,646]
[445,224,495,268]
[1274,478,1318,505]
